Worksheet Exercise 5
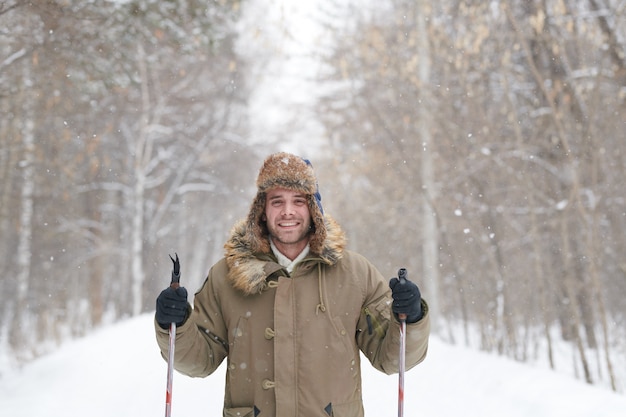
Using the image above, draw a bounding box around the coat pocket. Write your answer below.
[324,399,363,417]
[223,406,255,417]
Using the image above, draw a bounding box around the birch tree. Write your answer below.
[11,62,36,356]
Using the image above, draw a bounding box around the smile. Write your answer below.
[278,221,300,227]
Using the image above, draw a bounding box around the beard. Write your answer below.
[265,214,313,259]
[267,221,311,246]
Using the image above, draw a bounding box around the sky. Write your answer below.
[1,314,625,417]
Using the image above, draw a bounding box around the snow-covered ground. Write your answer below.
[1,314,625,416]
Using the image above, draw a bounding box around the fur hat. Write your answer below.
[246,152,327,255]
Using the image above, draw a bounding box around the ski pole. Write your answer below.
[397,268,408,417]
[165,253,181,417]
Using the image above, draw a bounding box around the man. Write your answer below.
[155,152,430,417]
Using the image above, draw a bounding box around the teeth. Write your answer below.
[280,222,297,227]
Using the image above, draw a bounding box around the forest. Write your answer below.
[1,0,625,393]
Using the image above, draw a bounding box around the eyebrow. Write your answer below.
[268,193,307,200]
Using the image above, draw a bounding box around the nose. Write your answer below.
[281,202,295,216]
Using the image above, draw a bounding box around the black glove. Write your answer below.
[389,275,423,323]
[155,286,189,329]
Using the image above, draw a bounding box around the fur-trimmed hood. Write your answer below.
[222,152,346,295]
[224,214,346,295]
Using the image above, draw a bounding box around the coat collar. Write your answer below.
[223,215,346,295]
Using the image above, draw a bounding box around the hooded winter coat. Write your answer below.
[155,218,429,417]
[155,152,430,417]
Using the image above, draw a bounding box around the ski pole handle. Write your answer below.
[398,267,407,284]
[397,268,408,321]
[169,253,180,288]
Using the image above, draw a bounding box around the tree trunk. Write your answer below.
[416,0,440,328]
[12,59,36,354]
[560,215,593,384]
[130,43,151,317]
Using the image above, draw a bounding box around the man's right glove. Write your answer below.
[389,276,423,323]
[155,286,189,329]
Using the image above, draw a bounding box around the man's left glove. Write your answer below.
[155,286,190,329]
[389,276,423,323]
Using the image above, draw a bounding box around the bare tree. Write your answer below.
[0,0,252,362]
[315,0,626,390]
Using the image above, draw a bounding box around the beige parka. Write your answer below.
[155,218,429,417]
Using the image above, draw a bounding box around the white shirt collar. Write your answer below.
[270,238,310,274]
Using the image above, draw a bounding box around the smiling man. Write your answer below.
[155,152,430,417]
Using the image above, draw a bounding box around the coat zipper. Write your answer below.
[363,307,384,338]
